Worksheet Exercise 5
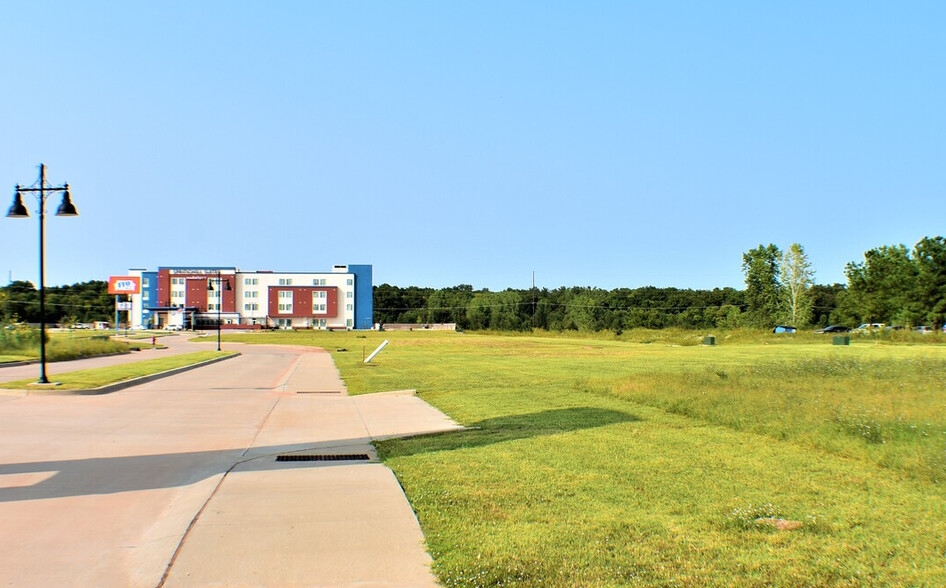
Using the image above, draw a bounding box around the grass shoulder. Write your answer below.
[219,328,946,586]
[0,350,235,390]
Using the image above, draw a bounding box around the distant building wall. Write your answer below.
[380,323,457,332]
[126,264,372,330]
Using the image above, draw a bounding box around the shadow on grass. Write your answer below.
[377,406,639,459]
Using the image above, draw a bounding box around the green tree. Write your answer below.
[563,290,604,331]
[911,236,946,327]
[842,245,916,325]
[465,292,493,330]
[778,243,815,327]
[741,244,782,328]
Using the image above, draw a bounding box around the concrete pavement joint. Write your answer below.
[154,458,250,588]
[241,397,282,458]
[270,352,305,392]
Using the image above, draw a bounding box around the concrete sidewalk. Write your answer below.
[0,345,463,587]
[162,350,462,587]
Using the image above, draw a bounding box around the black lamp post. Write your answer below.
[207,272,231,351]
[6,164,78,384]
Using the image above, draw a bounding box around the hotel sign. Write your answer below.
[172,268,233,275]
[108,276,141,294]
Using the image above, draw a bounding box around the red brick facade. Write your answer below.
[267,286,338,318]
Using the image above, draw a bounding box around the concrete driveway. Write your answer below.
[0,342,462,587]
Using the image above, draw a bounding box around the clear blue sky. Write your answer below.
[2,2,944,291]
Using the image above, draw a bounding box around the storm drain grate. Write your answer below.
[276,454,370,462]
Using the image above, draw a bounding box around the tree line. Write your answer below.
[3,235,943,331]
[0,280,114,325]
[378,236,946,331]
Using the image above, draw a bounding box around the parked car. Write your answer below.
[884,325,905,331]
[914,326,934,334]
[165,325,183,331]
[814,325,851,333]
[853,323,885,332]
[772,325,797,333]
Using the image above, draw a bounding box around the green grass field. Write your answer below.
[0,350,235,390]
[225,330,946,587]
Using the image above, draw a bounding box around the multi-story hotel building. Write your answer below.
[126,264,372,330]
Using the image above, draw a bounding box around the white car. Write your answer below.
[853,323,885,332]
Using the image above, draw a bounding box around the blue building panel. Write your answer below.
[348,264,374,330]
[141,271,158,328]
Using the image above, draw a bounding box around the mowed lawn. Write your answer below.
[225,330,946,587]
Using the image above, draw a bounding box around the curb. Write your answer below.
[23,353,242,396]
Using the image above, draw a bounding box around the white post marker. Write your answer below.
[364,339,390,363]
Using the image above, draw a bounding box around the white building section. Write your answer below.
[125,264,372,331]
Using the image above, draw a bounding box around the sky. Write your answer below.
[1,2,944,292]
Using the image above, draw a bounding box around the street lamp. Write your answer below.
[6,164,78,384]
[207,273,231,351]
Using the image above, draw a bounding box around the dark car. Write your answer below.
[814,325,851,333]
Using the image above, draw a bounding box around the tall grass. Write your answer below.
[0,323,44,352]
[0,326,128,362]
[597,355,946,483]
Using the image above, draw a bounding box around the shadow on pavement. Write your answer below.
[0,408,636,503]
[0,441,368,503]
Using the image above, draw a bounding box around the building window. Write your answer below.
[142,292,149,301]
[313,278,326,286]
[312,303,326,313]
[315,291,326,299]
[171,277,185,286]
[244,277,259,286]
[278,290,292,314]
[346,291,353,299]
[142,278,150,287]
[207,303,218,311]
[346,278,353,286]
[171,290,185,299]
[245,291,258,298]
[244,303,259,311]
[346,319,352,327]
[278,278,293,286]
[346,304,353,311]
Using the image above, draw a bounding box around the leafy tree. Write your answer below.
[842,245,916,325]
[426,285,474,324]
[911,236,946,327]
[563,290,605,331]
[465,292,494,330]
[778,243,815,327]
[741,244,782,328]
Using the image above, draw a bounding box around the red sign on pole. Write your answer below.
[108,276,141,295]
